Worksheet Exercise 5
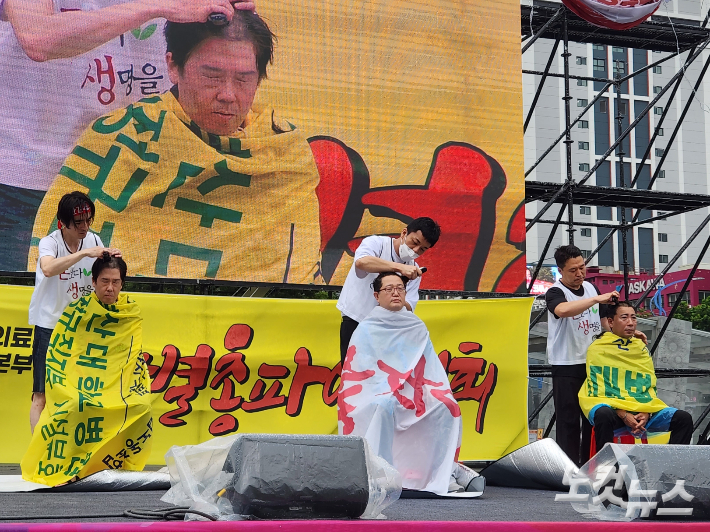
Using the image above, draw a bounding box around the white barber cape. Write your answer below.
[337,306,462,495]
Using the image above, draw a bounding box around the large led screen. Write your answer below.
[0,0,525,291]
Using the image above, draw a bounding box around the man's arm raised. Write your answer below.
[553,290,620,318]
[5,0,255,62]
[39,247,121,278]
[354,256,421,280]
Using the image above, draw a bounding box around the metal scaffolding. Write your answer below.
[522,1,710,441]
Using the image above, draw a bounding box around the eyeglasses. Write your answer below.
[379,285,405,294]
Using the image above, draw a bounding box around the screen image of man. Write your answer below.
[580,301,693,451]
[0,0,254,271]
[28,191,121,433]
[30,8,322,284]
[545,245,628,466]
[336,217,440,365]
[22,255,152,487]
[337,272,484,495]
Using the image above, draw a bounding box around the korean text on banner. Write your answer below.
[0,286,532,464]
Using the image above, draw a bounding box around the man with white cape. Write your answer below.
[338,272,484,496]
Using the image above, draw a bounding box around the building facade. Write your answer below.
[524,0,710,280]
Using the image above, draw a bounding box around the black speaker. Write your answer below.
[221,434,370,519]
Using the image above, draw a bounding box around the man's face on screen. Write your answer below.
[167,38,260,136]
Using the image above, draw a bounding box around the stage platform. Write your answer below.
[0,468,706,528]
[0,464,577,524]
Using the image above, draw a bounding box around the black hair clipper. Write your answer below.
[208,13,229,25]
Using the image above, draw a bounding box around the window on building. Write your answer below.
[657,128,664,136]
[659,254,669,263]
[576,56,587,65]
[593,58,606,71]
[612,47,625,53]
[581,228,592,237]
[658,233,668,242]
[578,120,589,129]
[579,163,590,171]
[594,44,605,51]
[654,106,664,115]
[577,79,588,87]
[668,292,690,305]
[599,100,608,113]
[653,85,662,94]
[581,250,592,259]
[659,170,666,178]
[653,65,662,74]
[655,148,665,156]
[580,206,592,215]
[699,291,710,303]
[613,60,626,74]
[578,99,588,107]
[603,279,609,284]
[579,141,590,150]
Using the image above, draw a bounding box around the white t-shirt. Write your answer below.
[336,235,421,323]
[0,0,170,191]
[546,280,602,365]
[28,230,104,329]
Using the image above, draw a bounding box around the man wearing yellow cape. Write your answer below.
[29,9,322,284]
[579,301,693,452]
[22,255,152,487]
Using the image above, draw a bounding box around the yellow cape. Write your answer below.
[29,91,322,284]
[21,292,151,486]
[579,332,667,419]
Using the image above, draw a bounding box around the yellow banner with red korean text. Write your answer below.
[0,285,532,464]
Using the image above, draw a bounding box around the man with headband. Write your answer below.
[27,191,120,433]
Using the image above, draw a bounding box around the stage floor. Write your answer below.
[0,466,584,523]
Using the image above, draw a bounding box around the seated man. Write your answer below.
[338,272,483,495]
[22,255,152,487]
[30,8,321,284]
[579,301,693,452]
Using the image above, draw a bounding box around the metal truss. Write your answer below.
[523,2,710,440]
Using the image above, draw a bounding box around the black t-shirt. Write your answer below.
[545,282,607,319]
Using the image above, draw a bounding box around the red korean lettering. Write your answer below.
[159,344,215,427]
[241,363,289,413]
[446,342,497,434]
[144,345,180,393]
[285,347,341,417]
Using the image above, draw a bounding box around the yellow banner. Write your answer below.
[0,286,532,464]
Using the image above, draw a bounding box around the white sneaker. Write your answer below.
[452,462,486,493]
[448,474,465,493]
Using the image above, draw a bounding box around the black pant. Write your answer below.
[593,406,693,450]
[340,316,359,366]
[552,364,592,467]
